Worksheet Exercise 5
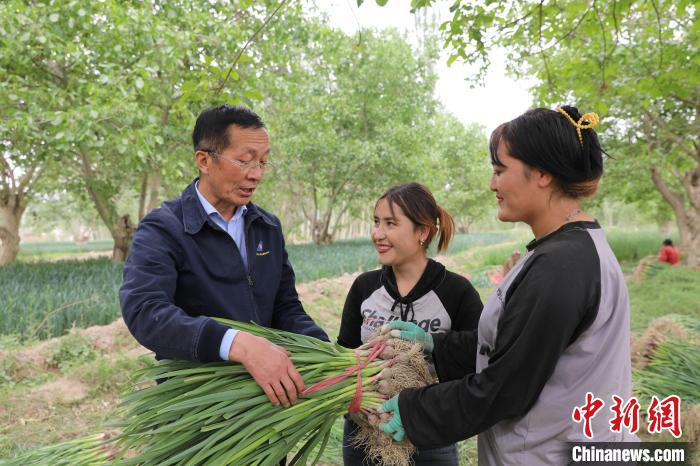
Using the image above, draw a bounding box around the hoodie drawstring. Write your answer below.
[390,299,415,322]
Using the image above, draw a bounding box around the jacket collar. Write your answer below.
[182,178,277,235]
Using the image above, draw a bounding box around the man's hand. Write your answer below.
[228,331,304,407]
[380,320,434,354]
[378,396,405,442]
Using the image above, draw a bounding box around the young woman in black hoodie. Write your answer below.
[337,182,483,466]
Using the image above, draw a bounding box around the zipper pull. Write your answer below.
[247,274,254,286]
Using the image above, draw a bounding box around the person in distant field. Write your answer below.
[488,250,522,285]
[120,105,328,414]
[501,250,521,276]
[657,238,680,265]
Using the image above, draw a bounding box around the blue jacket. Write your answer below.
[119,180,328,362]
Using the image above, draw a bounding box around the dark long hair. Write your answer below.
[489,106,605,198]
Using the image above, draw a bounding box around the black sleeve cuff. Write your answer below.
[197,319,230,362]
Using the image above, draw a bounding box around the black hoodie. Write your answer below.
[337,259,483,349]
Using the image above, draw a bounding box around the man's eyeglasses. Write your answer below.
[202,150,271,171]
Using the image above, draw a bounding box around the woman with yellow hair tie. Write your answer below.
[377,106,637,465]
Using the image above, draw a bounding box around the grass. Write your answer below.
[627,265,700,332]
[17,240,113,262]
[0,234,696,465]
[0,351,152,459]
[2,229,691,342]
[1,232,518,341]
[0,259,123,340]
[605,229,679,262]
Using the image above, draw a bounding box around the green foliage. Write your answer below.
[634,338,700,404]
[289,231,514,282]
[643,261,670,280]
[628,266,700,332]
[0,354,20,386]
[258,25,489,244]
[115,320,386,466]
[1,233,514,340]
[442,231,515,255]
[420,115,493,227]
[0,238,696,463]
[401,0,700,263]
[46,333,96,370]
[605,229,679,262]
[18,240,113,261]
[0,434,110,466]
[0,258,123,339]
[78,355,153,397]
[0,0,312,261]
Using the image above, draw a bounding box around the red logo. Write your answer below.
[609,395,640,434]
[573,393,683,438]
[572,392,605,439]
[647,395,682,438]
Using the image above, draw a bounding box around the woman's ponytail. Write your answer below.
[436,205,455,253]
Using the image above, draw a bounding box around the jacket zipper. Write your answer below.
[245,221,254,287]
[243,218,260,322]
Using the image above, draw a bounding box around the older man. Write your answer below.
[120,105,328,409]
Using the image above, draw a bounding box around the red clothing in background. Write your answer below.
[657,245,680,265]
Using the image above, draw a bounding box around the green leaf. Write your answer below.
[180,81,196,94]
[242,88,264,101]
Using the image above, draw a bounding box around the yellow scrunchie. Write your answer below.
[557,107,600,145]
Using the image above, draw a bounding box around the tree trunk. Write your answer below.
[0,197,25,266]
[138,172,148,220]
[682,166,700,267]
[112,214,135,263]
[146,169,161,213]
[80,150,137,263]
[683,216,700,267]
[311,218,333,245]
[651,167,700,267]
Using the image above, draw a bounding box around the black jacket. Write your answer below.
[119,180,328,363]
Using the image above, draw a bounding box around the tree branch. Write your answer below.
[517,4,594,59]
[649,0,664,69]
[16,168,33,194]
[593,0,608,89]
[215,0,289,95]
[138,172,148,220]
[0,154,14,192]
[651,167,687,220]
[650,112,699,161]
[329,199,353,238]
[79,150,117,237]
